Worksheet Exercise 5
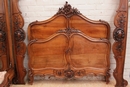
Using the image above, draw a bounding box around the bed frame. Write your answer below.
[0,0,128,87]
[27,2,111,84]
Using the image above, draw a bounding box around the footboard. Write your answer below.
[27,2,111,85]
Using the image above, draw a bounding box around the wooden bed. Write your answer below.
[27,2,111,85]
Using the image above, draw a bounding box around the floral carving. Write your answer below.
[14,29,25,42]
[117,13,126,28]
[64,69,74,78]
[112,0,128,87]
[57,28,81,36]
[13,14,25,42]
[113,28,125,41]
[56,2,81,17]
[12,1,26,83]
[53,69,85,78]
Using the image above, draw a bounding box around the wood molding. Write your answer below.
[11,0,26,84]
[113,0,128,87]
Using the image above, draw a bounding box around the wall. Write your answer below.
[18,0,130,83]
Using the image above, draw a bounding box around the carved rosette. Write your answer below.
[14,29,25,42]
[56,2,81,17]
[112,0,128,87]
[13,14,25,42]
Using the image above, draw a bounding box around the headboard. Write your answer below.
[28,2,110,41]
[27,2,111,85]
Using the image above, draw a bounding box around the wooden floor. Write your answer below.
[10,80,130,87]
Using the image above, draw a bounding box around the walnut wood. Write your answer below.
[0,0,9,71]
[0,0,15,86]
[10,0,26,84]
[27,2,111,85]
[0,69,14,87]
[113,0,128,87]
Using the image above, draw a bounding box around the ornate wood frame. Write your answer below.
[0,0,128,86]
[113,0,128,87]
[10,0,26,84]
[27,2,111,85]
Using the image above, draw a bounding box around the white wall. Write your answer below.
[18,0,130,83]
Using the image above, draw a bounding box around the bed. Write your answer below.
[27,2,111,85]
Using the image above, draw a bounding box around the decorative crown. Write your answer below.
[56,1,81,17]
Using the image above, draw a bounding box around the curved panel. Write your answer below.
[28,34,68,69]
[69,34,110,68]
[70,15,110,39]
[28,15,67,40]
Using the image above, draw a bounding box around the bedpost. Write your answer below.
[10,0,26,84]
[113,0,128,87]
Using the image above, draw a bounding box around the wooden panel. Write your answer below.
[28,34,68,69]
[70,15,110,39]
[70,34,110,68]
[28,16,67,40]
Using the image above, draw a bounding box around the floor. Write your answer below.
[10,80,130,87]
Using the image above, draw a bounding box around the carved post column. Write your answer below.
[113,0,128,87]
[0,0,10,71]
[10,0,26,84]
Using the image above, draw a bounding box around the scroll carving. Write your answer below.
[11,0,26,84]
[53,69,85,78]
[112,0,128,87]
[56,1,81,17]
[57,28,81,36]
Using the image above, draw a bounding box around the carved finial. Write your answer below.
[56,1,81,17]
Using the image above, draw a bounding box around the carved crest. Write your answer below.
[56,2,81,17]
